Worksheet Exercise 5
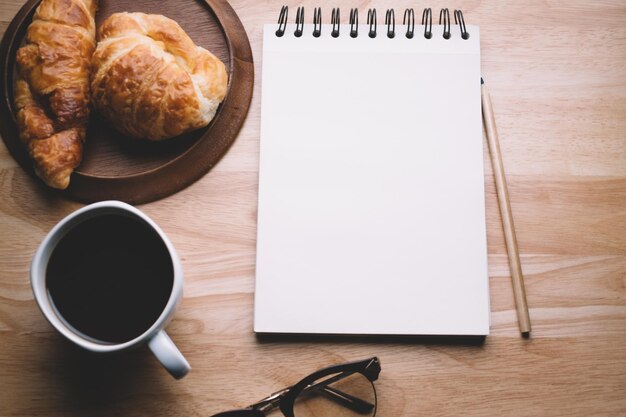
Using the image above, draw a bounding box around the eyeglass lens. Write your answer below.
[292,372,377,417]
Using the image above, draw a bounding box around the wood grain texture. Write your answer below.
[0,0,625,416]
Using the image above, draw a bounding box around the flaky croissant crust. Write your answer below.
[91,12,228,141]
[14,0,97,189]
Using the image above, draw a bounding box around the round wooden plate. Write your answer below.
[0,0,253,204]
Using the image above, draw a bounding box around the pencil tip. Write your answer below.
[481,77,484,85]
[522,331,530,339]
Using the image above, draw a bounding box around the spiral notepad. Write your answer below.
[255,7,490,335]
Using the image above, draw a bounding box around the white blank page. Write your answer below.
[255,23,489,335]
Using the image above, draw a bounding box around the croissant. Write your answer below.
[91,13,228,141]
[14,0,97,189]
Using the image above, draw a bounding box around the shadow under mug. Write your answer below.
[30,200,190,379]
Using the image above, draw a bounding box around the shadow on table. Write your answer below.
[48,337,173,413]
[256,333,486,347]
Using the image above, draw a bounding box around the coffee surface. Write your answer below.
[46,214,173,344]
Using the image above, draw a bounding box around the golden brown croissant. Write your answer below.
[91,12,228,141]
[14,0,97,189]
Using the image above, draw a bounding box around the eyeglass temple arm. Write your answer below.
[317,385,375,414]
[248,372,374,414]
[248,386,291,413]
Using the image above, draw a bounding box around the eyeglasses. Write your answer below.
[211,357,381,417]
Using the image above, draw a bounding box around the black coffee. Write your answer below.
[46,214,174,344]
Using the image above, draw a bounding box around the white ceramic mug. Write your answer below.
[30,200,190,379]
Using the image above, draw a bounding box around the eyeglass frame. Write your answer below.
[211,357,381,417]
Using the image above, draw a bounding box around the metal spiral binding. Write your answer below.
[403,8,415,39]
[275,7,470,40]
[385,9,395,38]
[331,8,340,38]
[350,9,358,38]
[367,9,377,38]
[439,8,451,39]
[294,7,304,37]
[421,8,432,39]
[313,7,322,37]
[454,9,470,39]
[276,5,288,37]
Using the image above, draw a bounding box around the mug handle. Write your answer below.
[148,330,190,379]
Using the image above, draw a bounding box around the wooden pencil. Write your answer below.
[481,79,531,336]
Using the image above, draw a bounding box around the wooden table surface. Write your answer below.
[1,0,625,416]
